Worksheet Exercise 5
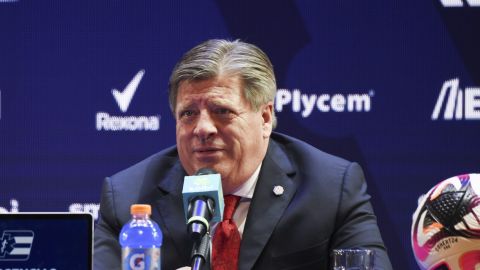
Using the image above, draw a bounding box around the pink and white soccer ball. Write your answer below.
[412,174,480,270]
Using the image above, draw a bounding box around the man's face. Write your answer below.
[175,75,273,194]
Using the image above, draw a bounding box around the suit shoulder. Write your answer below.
[271,132,352,170]
[109,145,179,184]
[101,146,181,223]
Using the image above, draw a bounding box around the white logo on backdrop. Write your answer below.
[0,199,19,213]
[275,89,373,118]
[96,69,161,131]
[432,78,480,120]
[440,0,480,7]
[112,70,145,113]
[69,203,100,220]
[0,199,100,220]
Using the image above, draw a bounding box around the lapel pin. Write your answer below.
[273,185,284,196]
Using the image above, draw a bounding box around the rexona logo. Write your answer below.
[96,69,161,131]
[275,89,373,118]
[0,230,34,261]
[440,0,480,7]
[432,78,480,120]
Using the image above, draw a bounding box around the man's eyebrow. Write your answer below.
[176,104,195,115]
[177,99,197,109]
[207,97,235,106]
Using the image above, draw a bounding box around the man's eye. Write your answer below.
[215,108,231,115]
[180,110,195,118]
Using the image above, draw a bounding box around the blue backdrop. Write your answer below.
[1,1,479,269]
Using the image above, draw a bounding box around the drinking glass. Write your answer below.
[331,249,375,270]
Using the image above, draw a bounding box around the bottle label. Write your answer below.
[122,247,161,270]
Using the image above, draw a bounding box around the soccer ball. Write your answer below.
[412,174,480,270]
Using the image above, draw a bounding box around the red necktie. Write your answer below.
[212,195,241,270]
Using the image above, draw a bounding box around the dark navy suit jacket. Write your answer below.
[94,132,393,269]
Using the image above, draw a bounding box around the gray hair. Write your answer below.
[168,39,277,128]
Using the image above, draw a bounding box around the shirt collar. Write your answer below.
[229,163,262,199]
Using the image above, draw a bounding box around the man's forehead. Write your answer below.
[179,75,241,90]
[177,78,243,100]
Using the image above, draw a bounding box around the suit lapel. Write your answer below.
[151,160,192,264]
[239,141,298,270]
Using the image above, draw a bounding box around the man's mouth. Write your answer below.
[194,147,221,153]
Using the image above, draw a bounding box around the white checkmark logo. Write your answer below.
[112,69,145,113]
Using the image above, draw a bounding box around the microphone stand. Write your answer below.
[191,233,210,270]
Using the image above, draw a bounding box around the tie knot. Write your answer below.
[223,195,241,221]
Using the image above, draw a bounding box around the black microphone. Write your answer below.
[188,196,214,239]
[182,168,223,239]
[182,168,224,270]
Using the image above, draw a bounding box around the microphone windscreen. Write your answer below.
[195,168,217,176]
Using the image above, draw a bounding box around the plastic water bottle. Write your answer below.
[120,204,163,270]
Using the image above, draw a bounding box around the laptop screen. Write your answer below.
[0,213,93,270]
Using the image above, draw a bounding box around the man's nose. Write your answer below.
[193,111,217,141]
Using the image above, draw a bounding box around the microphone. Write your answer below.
[182,168,224,270]
[182,168,224,240]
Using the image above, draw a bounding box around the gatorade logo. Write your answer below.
[123,248,160,270]
[130,253,145,270]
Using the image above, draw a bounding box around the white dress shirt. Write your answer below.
[178,165,262,270]
[211,163,262,238]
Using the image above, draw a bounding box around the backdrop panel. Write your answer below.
[1,1,479,269]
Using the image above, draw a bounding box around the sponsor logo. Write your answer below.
[0,230,56,269]
[0,230,34,261]
[130,253,145,270]
[432,78,480,120]
[123,248,160,270]
[0,199,19,213]
[275,88,373,118]
[96,69,161,131]
[0,0,19,3]
[192,177,210,187]
[0,200,100,220]
[69,203,100,220]
[112,69,144,113]
[440,0,480,7]
[96,112,159,131]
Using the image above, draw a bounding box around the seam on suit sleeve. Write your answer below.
[334,161,352,229]
[106,176,121,228]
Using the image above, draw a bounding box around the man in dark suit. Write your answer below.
[94,39,393,269]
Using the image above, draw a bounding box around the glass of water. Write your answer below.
[331,249,375,270]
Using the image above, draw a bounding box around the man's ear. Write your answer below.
[261,102,273,138]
